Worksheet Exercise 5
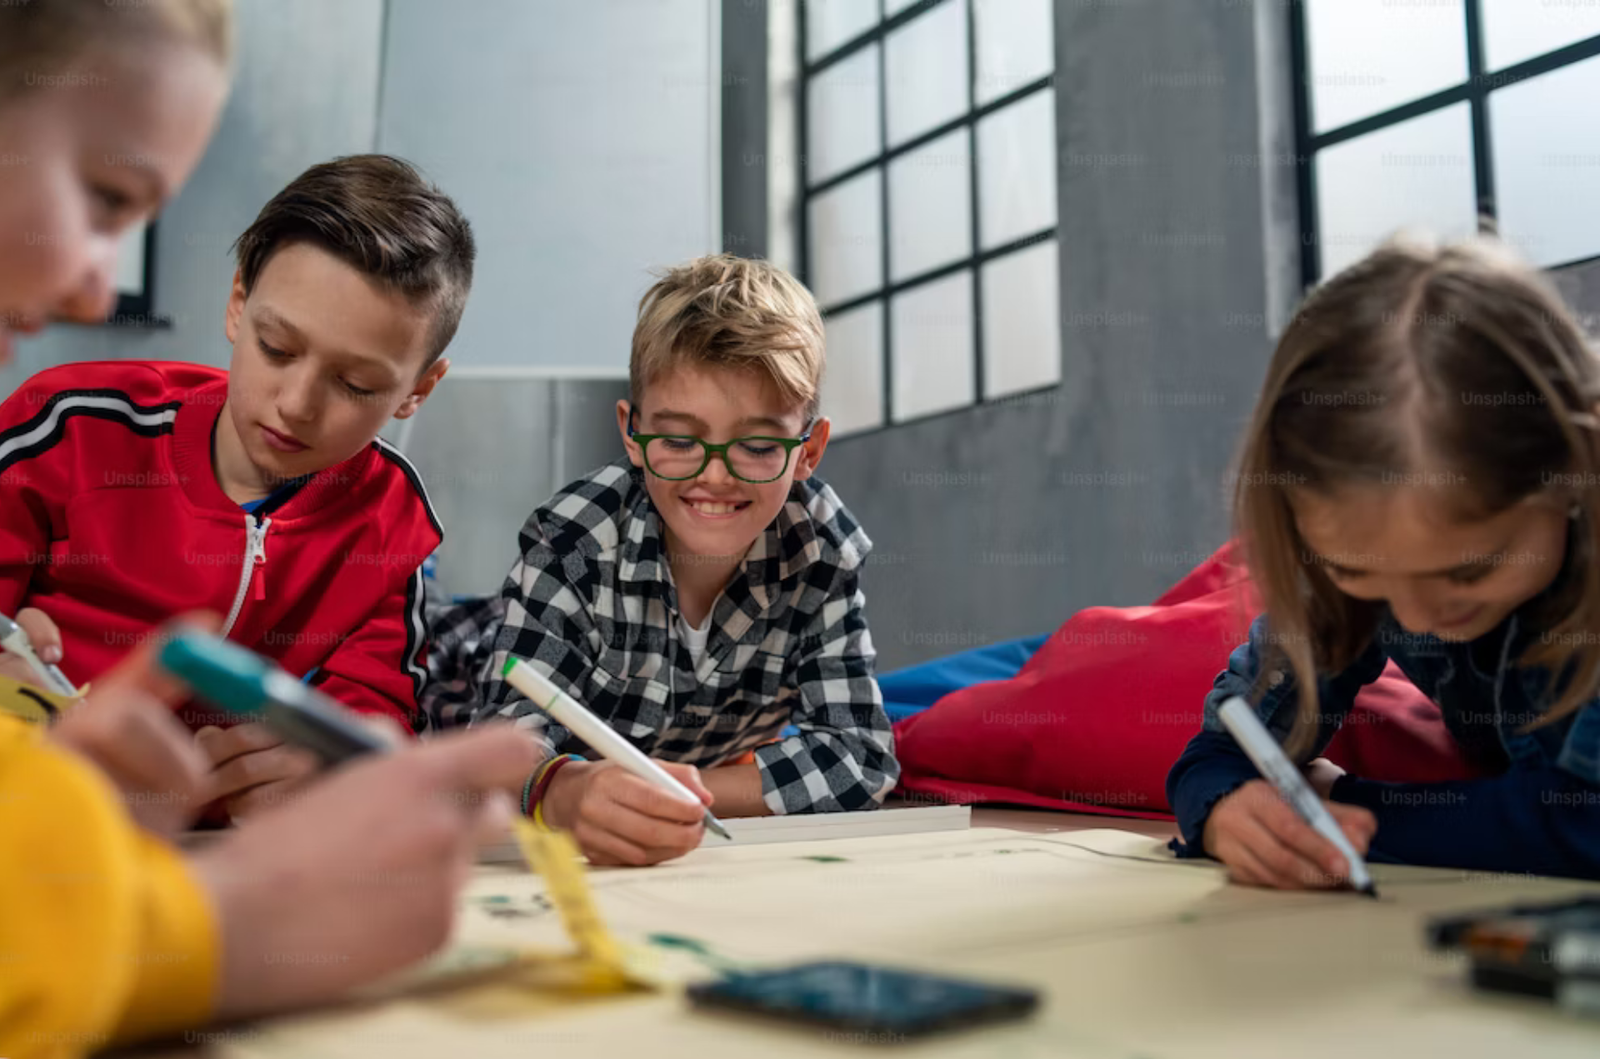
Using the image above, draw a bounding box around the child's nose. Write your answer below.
[698,451,736,485]
[51,241,120,324]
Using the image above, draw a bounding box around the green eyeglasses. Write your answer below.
[628,411,812,484]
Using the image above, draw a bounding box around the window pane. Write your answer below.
[806,0,879,62]
[807,44,881,186]
[1492,57,1600,268]
[977,87,1056,249]
[885,0,969,147]
[808,168,883,306]
[886,0,920,15]
[888,129,971,282]
[982,240,1059,398]
[821,301,885,434]
[1305,0,1467,132]
[892,271,975,420]
[1314,104,1477,277]
[974,0,1052,105]
[1481,0,1600,71]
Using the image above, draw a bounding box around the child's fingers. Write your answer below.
[594,783,705,841]
[1328,803,1377,852]
[1235,811,1341,889]
[227,777,311,819]
[210,745,320,801]
[657,760,713,805]
[98,612,223,705]
[1257,794,1355,880]
[16,607,62,664]
[574,820,659,867]
[197,722,285,767]
[1215,835,1280,889]
[612,770,711,824]
[357,714,409,751]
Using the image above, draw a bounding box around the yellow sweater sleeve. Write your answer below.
[0,717,218,1058]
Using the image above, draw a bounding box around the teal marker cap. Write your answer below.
[159,629,272,715]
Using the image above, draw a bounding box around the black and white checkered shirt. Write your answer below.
[422,459,898,814]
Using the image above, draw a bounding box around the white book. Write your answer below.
[477,803,971,865]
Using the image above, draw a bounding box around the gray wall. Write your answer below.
[1,0,726,598]
[0,0,386,389]
[371,0,721,593]
[395,378,628,596]
[376,0,718,374]
[818,0,1301,670]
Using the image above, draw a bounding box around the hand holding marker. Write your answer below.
[1217,696,1377,897]
[158,630,392,764]
[501,658,733,842]
[0,610,77,697]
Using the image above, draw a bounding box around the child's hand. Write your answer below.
[544,758,712,866]
[192,725,542,1020]
[1302,757,1346,800]
[196,721,321,819]
[1202,779,1376,890]
[0,606,63,690]
[48,623,218,836]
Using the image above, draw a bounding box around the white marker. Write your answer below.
[0,611,77,697]
[1217,696,1377,897]
[502,658,733,841]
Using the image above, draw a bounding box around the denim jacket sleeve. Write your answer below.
[1323,691,1600,879]
[1165,614,1388,857]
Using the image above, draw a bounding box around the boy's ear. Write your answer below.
[224,269,247,346]
[791,416,831,481]
[394,357,449,420]
[616,399,645,469]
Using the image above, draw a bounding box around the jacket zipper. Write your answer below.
[219,514,271,637]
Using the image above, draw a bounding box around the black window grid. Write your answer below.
[1290,0,1600,288]
[798,0,1058,432]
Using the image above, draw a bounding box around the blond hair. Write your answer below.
[631,254,825,419]
[1236,232,1600,758]
[0,0,234,101]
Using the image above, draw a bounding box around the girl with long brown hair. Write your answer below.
[1167,233,1600,886]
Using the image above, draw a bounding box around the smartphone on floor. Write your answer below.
[686,960,1039,1041]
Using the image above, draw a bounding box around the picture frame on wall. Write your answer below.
[109,221,167,327]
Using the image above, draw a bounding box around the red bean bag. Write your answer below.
[891,542,1478,818]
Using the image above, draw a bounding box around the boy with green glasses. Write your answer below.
[424,254,899,866]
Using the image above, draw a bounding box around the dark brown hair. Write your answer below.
[232,154,475,367]
[1236,233,1600,756]
[0,0,233,101]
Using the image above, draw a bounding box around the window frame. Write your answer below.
[797,0,1059,435]
[1291,0,1600,287]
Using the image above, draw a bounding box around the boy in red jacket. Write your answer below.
[0,154,472,817]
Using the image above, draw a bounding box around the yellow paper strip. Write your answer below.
[0,671,81,723]
[509,819,635,990]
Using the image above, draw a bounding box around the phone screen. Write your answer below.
[687,960,1039,1040]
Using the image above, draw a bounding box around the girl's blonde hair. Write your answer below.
[1237,232,1600,757]
[0,0,233,100]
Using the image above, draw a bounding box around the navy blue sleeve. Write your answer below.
[1166,614,1387,857]
[1330,769,1600,880]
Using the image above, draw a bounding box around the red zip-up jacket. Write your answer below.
[0,361,440,730]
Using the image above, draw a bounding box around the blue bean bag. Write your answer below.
[877,635,1049,723]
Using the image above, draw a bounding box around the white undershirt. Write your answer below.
[678,611,713,667]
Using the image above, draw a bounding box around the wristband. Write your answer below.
[523,752,585,819]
